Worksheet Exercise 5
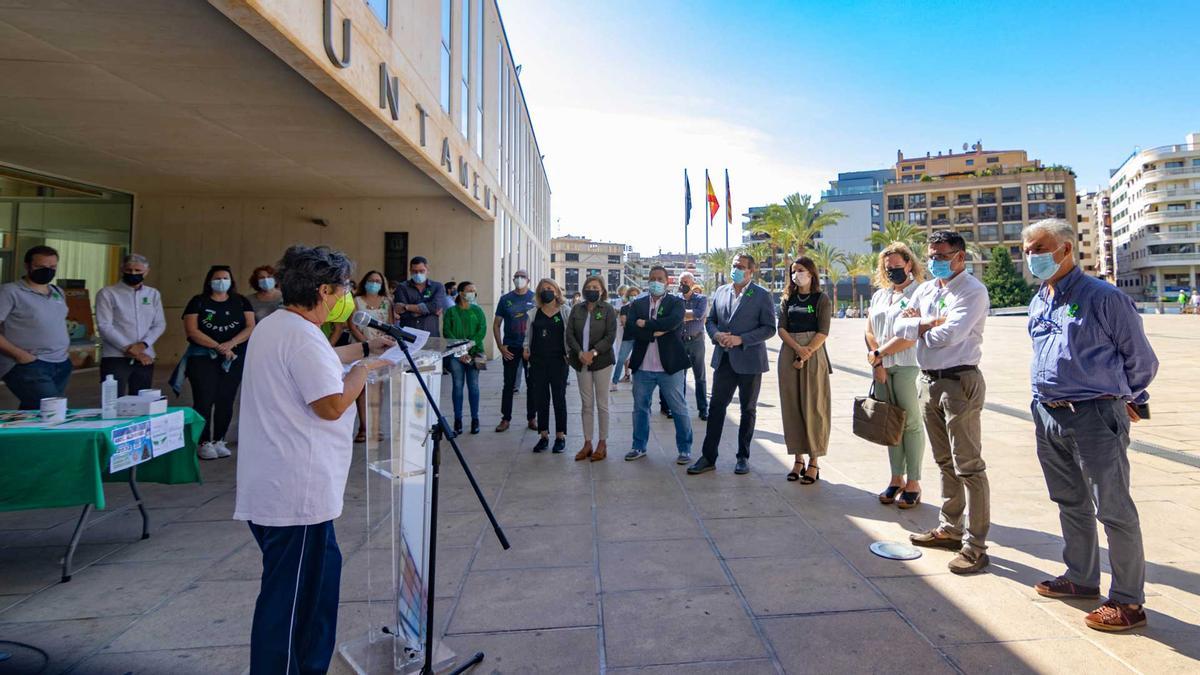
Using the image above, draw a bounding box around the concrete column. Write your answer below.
[1190,265,1197,290]
[1155,268,1164,299]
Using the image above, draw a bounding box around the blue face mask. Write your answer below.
[210,278,231,293]
[648,281,666,296]
[1026,248,1063,280]
[927,258,954,280]
[411,272,427,284]
[730,268,746,284]
[364,281,382,295]
[258,277,275,291]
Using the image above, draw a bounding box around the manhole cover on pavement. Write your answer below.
[870,541,922,560]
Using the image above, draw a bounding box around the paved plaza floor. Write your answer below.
[2,316,1199,674]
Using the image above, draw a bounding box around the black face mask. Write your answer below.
[583,289,601,303]
[28,267,56,285]
[539,290,557,305]
[680,284,691,294]
[123,273,144,286]
[886,267,908,285]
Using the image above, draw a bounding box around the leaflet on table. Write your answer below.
[109,410,186,472]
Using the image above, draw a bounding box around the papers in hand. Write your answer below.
[343,326,429,375]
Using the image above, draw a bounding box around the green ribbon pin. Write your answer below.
[938,298,947,310]
[1067,304,1079,318]
[595,311,603,320]
[900,299,908,309]
[744,287,754,297]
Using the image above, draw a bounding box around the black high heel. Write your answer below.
[800,466,820,485]
[879,485,903,504]
[787,462,805,482]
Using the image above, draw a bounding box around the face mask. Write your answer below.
[680,284,691,294]
[259,277,276,291]
[361,281,380,295]
[464,291,477,303]
[539,289,557,304]
[886,267,908,285]
[648,281,666,296]
[210,278,231,293]
[411,272,427,284]
[325,289,355,323]
[730,268,746,285]
[1027,247,1064,280]
[792,272,811,287]
[123,273,144,286]
[28,267,56,285]
[927,258,954,280]
[514,276,528,289]
[583,289,601,303]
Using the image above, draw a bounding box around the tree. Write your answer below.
[868,220,926,253]
[746,193,846,260]
[743,241,775,290]
[700,247,739,292]
[841,252,877,306]
[806,242,846,302]
[981,246,1032,308]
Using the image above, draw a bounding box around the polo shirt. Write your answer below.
[0,279,70,377]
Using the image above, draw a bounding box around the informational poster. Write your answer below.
[109,411,185,472]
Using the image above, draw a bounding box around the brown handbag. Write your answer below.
[852,383,906,447]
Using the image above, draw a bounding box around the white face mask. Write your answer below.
[514,276,528,289]
[793,272,811,288]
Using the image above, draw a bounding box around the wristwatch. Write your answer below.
[872,349,882,362]
[362,341,371,358]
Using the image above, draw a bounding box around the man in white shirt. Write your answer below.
[95,254,166,396]
[896,230,991,575]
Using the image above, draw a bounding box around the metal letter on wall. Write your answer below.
[379,63,400,121]
[323,0,351,68]
[440,138,453,172]
[415,104,429,147]
[458,157,469,188]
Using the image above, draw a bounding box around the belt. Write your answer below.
[921,364,977,381]
[683,334,704,342]
[1042,395,1119,410]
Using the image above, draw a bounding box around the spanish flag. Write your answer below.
[705,170,719,220]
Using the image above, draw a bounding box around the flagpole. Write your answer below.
[704,169,710,254]
[724,168,729,250]
[683,169,689,257]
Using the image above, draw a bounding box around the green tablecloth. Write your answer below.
[0,407,204,512]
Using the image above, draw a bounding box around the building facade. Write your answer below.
[820,168,891,255]
[0,0,550,359]
[1075,190,1102,276]
[1108,132,1200,299]
[550,235,626,294]
[883,145,1076,276]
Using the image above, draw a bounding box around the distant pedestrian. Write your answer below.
[0,246,72,409]
[393,256,447,336]
[523,278,570,453]
[566,276,618,461]
[777,257,832,484]
[96,253,167,396]
[247,265,283,323]
[1022,219,1158,632]
[612,286,641,384]
[678,273,710,420]
[493,269,536,432]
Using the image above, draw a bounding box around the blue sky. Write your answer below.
[498,0,1200,255]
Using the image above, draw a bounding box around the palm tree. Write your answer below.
[700,247,739,291]
[868,220,926,252]
[743,241,775,290]
[806,242,846,302]
[841,252,877,306]
[747,193,846,260]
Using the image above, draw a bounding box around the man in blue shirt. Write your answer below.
[1022,218,1158,633]
[393,256,447,337]
[678,273,709,419]
[492,269,537,432]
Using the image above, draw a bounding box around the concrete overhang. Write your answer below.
[0,0,446,200]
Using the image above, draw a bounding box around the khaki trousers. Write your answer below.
[920,368,990,554]
[778,333,831,457]
[578,365,613,442]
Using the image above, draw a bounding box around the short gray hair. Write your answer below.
[123,253,150,267]
[276,245,353,309]
[1022,219,1075,247]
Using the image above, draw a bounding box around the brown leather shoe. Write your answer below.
[527,419,537,430]
[1035,576,1100,599]
[575,441,593,461]
[591,440,607,461]
[909,529,963,550]
[494,420,510,432]
[948,550,990,575]
[1085,600,1146,632]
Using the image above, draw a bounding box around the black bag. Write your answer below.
[852,383,906,447]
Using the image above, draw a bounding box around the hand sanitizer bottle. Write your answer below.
[102,374,118,419]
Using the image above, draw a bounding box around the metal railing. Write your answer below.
[1142,208,1200,223]
[1142,165,1200,181]
[1140,186,1200,201]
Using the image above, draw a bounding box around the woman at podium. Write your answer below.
[233,245,393,675]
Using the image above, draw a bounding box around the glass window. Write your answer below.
[565,252,579,262]
[966,159,974,166]
[1003,222,1022,240]
[565,268,579,292]
[979,224,999,241]
[586,268,601,278]
[440,0,451,112]
[978,206,998,223]
[978,191,996,204]
[907,211,927,225]
[986,156,999,164]
[459,0,469,133]
[1001,187,1021,203]
[887,196,904,210]
[608,269,621,291]
[365,0,388,25]
[1002,204,1023,221]
[473,0,484,154]
[908,193,926,208]
[608,254,621,264]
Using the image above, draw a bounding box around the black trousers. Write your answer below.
[186,355,244,443]
[248,521,341,675]
[500,351,535,422]
[701,353,762,462]
[100,357,154,397]
[529,355,568,434]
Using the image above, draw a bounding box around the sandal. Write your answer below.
[800,465,820,485]
[787,462,805,482]
[897,491,921,509]
[879,485,903,504]
[354,431,366,443]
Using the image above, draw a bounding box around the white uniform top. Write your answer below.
[868,283,920,369]
[234,310,355,527]
[896,272,989,370]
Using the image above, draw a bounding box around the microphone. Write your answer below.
[351,311,415,343]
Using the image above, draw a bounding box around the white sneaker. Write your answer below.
[214,440,232,458]
[197,442,219,460]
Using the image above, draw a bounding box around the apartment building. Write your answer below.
[820,169,892,254]
[1076,191,1102,276]
[550,235,626,294]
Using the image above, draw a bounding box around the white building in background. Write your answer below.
[1075,190,1102,276]
[1109,132,1200,299]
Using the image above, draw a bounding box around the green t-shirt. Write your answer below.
[442,304,487,355]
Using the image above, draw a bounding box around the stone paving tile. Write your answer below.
[943,636,1136,674]
[442,626,600,674]
[1037,594,1200,672]
[73,645,251,675]
[760,611,956,674]
[0,543,121,594]
[101,580,258,652]
[727,554,890,616]
[0,559,201,622]
[472,523,594,570]
[595,503,705,542]
[493,491,594,528]
[689,485,795,520]
[598,538,728,592]
[602,586,768,668]
[703,516,826,559]
[607,658,776,674]
[100,518,249,563]
[6,506,191,548]
[448,566,596,634]
[0,615,134,674]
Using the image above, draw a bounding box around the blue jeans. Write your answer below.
[612,339,636,383]
[3,359,73,410]
[447,357,480,422]
[632,369,692,454]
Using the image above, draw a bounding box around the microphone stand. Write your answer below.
[386,335,509,675]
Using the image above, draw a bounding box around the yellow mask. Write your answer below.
[325,289,355,324]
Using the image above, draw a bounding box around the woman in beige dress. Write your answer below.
[777,257,832,484]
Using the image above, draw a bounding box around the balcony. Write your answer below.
[955,216,975,225]
[931,198,947,208]
[955,197,973,206]
[932,218,950,226]
[821,184,883,198]
[1144,231,1200,244]
[1142,208,1200,224]
[1141,165,1200,182]
[977,195,997,205]
[1140,186,1200,202]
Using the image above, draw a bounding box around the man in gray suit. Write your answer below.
[688,253,778,475]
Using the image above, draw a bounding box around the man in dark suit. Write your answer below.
[689,253,777,475]
[624,265,694,464]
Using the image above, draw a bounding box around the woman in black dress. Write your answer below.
[522,278,571,453]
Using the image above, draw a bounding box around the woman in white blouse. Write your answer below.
[864,243,926,508]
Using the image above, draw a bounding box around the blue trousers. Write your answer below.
[632,369,692,454]
[249,521,342,675]
[3,359,72,410]
[1033,399,1145,604]
[447,357,480,422]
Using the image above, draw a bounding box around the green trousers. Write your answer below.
[880,365,924,480]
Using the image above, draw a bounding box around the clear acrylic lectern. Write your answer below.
[338,337,470,674]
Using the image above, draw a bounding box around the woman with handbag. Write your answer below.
[566,276,618,462]
[443,281,487,435]
[778,257,832,484]
[864,243,926,508]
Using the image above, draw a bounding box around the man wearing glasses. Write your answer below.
[493,269,537,432]
[896,230,991,575]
